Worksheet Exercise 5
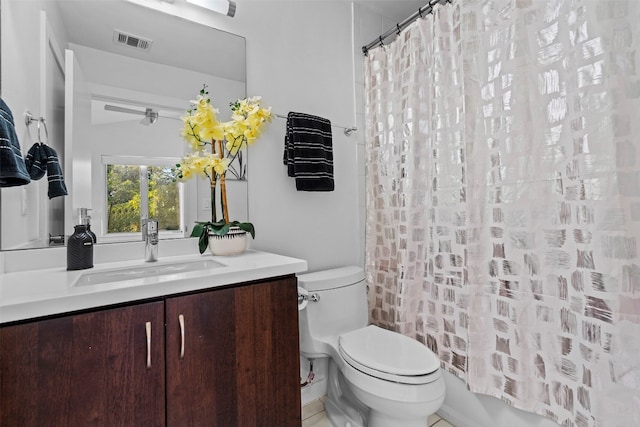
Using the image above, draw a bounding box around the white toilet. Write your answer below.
[297,266,445,427]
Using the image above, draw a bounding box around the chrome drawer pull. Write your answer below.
[178,314,185,359]
[145,321,152,368]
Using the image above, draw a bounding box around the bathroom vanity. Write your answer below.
[0,250,307,426]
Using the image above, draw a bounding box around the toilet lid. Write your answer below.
[339,325,440,382]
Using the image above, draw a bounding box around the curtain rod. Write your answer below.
[362,0,452,56]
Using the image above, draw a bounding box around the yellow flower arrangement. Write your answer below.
[175,85,272,253]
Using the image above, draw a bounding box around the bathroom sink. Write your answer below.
[73,259,225,287]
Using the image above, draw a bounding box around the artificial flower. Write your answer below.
[175,85,271,253]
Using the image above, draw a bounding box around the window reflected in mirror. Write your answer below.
[104,159,184,241]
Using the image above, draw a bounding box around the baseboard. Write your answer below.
[301,377,328,407]
[438,401,487,427]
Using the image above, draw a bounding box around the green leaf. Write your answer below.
[209,222,231,236]
[197,228,208,254]
[193,220,256,241]
[236,222,255,239]
[190,222,204,238]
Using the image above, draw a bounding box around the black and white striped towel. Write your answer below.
[25,143,67,199]
[0,97,31,187]
[283,112,334,192]
[42,144,67,199]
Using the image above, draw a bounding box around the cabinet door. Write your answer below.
[166,276,301,427]
[0,301,165,427]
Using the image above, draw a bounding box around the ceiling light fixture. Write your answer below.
[185,0,236,17]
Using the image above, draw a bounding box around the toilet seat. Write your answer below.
[338,325,440,385]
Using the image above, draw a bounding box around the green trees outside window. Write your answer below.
[106,164,181,234]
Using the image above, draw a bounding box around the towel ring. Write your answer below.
[24,111,49,145]
[36,118,49,145]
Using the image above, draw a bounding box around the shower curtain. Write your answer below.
[364,1,640,426]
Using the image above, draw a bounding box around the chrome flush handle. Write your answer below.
[298,292,320,303]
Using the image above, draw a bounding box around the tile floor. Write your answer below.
[301,398,455,427]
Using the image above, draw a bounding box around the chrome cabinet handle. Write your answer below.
[178,314,185,359]
[145,321,152,369]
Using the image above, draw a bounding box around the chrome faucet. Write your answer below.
[142,219,158,262]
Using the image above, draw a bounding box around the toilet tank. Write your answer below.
[298,266,369,358]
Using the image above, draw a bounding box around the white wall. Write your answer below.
[213,1,362,272]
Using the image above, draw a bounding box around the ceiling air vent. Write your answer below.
[112,30,153,51]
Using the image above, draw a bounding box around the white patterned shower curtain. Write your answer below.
[364,1,640,426]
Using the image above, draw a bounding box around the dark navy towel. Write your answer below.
[0,97,31,187]
[42,144,67,199]
[283,112,334,192]
[25,143,47,180]
[24,142,67,198]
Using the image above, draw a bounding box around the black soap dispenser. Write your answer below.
[67,224,94,270]
[78,208,97,243]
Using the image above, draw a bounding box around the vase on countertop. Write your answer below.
[208,226,248,256]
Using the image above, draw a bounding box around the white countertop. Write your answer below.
[0,250,308,323]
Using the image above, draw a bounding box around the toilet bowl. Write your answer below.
[298,266,445,427]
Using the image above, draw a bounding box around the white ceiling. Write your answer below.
[355,0,430,23]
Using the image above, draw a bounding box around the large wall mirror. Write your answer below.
[0,0,246,250]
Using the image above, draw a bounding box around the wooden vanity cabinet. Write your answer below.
[0,301,166,426]
[166,276,301,426]
[0,275,301,427]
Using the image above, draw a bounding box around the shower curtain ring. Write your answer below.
[396,23,402,35]
[379,35,384,47]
